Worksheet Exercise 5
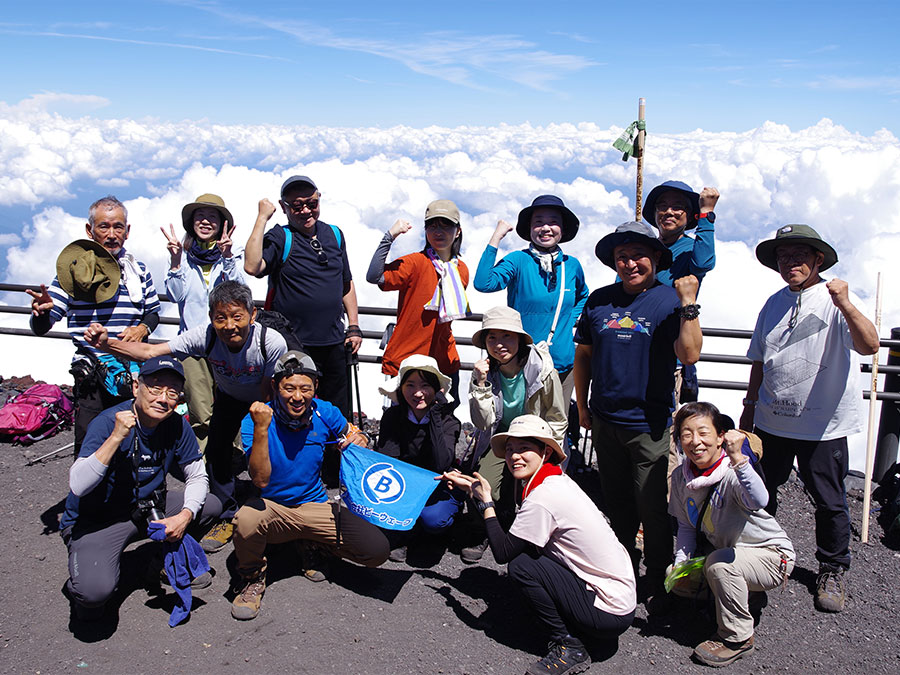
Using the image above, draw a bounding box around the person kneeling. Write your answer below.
[231,351,390,620]
[61,357,221,621]
[669,402,794,668]
[444,415,635,675]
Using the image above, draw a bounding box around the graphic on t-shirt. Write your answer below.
[599,313,651,337]
[766,357,825,395]
[765,313,827,352]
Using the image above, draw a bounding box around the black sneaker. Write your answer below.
[460,537,489,564]
[814,564,847,613]
[389,545,407,563]
[526,636,590,675]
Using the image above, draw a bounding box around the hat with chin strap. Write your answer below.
[642,180,701,231]
[55,239,121,303]
[181,193,234,238]
[755,224,838,272]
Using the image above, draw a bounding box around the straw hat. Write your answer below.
[471,306,534,350]
[378,354,453,404]
[55,239,120,303]
[489,414,565,464]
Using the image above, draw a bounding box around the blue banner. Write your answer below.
[340,444,440,531]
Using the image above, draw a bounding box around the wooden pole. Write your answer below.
[861,272,883,543]
[634,98,646,220]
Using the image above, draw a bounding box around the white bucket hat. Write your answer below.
[489,414,565,464]
[378,354,453,404]
[471,306,534,350]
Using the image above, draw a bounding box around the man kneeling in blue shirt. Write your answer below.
[230,351,389,620]
[61,356,221,621]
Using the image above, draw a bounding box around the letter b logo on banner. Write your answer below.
[362,463,406,504]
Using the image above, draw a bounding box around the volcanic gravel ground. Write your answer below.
[1,393,899,674]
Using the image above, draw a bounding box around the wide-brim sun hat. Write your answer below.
[55,239,121,303]
[378,354,453,404]
[755,224,838,272]
[489,414,565,464]
[595,221,673,271]
[642,180,701,231]
[516,195,579,243]
[471,305,534,350]
[181,193,234,237]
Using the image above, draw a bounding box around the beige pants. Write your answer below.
[181,355,243,459]
[233,498,389,577]
[705,547,793,642]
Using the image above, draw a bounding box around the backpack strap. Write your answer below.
[260,324,268,364]
[204,323,217,357]
[329,224,342,249]
[281,226,293,264]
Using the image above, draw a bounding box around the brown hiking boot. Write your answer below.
[814,564,847,613]
[231,572,266,620]
[693,634,754,667]
[200,520,234,553]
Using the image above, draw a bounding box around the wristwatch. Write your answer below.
[698,212,716,223]
[679,304,701,320]
[477,501,495,514]
[742,398,757,407]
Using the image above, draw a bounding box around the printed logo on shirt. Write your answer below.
[598,311,651,341]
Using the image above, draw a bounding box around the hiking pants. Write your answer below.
[304,343,351,419]
[508,551,634,642]
[207,389,251,520]
[756,430,851,569]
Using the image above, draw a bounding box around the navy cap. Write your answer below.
[139,355,185,381]
[280,175,318,198]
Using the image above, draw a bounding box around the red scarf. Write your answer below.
[688,450,727,479]
[521,463,563,501]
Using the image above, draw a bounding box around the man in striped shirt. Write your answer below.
[27,195,161,456]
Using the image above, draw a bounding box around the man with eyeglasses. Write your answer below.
[740,225,878,614]
[83,281,287,554]
[244,175,361,419]
[60,356,220,622]
[27,195,161,457]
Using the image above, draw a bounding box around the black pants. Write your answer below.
[756,429,851,568]
[208,390,251,520]
[508,551,634,642]
[305,342,350,419]
[73,381,130,458]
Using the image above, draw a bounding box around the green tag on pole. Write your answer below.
[613,120,646,161]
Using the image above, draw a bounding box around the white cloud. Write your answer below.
[1,107,898,470]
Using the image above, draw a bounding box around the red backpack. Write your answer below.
[0,383,74,444]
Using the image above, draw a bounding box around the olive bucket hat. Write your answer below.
[181,193,234,237]
[516,195,580,243]
[55,239,121,303]
[755,224,838,272]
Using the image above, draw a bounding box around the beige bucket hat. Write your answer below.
[378,354,453,404]
[471,306,534,350]
[181,193,234,236]
[489,414,565,464]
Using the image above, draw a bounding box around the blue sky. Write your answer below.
[2,0,898,133]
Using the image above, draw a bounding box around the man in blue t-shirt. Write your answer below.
[60,356,221,621]
[573,221,702,614]
[230,351,389,621]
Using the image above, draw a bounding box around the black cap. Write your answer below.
[280,175,318,198]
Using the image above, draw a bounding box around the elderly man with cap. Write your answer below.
[740,224,879,613]
[244,176,361,418]
[27,195,161,457]
[573,221,702,613]
[230,351,388,621]
[160,193,245,458]
[473,195,590,406]
[60,356,220,621]
[366,198,471,407]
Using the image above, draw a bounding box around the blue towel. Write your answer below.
[147,522,211,627]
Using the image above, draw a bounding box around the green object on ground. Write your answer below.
[665,556,706,593]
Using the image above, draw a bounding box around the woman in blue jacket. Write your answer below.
[473,195,589,405]
[161,193,245,459]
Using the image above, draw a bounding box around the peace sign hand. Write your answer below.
[160,224,183,269]
[217,221,236,258]
[25,284,54,316]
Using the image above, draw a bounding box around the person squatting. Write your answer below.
[34,179,878,673]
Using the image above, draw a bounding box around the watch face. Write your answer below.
[705,212,716,223]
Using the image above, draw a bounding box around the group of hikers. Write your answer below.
[27,174,878,673]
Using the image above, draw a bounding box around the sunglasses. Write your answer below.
[309,237,328,266]
[284,198,320,213]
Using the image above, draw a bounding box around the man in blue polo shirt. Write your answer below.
[60,356,220,621]
[243,175,362,418]
[573,221,702,614]
[230,351,388,621]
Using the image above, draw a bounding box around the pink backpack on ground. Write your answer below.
[0,384,74,444]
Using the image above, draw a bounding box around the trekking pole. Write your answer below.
[634,98,646,220]
[353,358,363,428]
[25,441,75,466]
[861,272,883,544]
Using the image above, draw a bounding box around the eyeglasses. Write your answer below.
[309,237,328,266]
[142,383,182,402]
[654,202,687,214]
[284,198,319,213]
[776,251,813,265]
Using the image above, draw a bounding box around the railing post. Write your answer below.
[874,327,900,483]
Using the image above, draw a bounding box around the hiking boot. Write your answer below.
[814,564,847,613]
[525,636,591,675]
[460,537,489,564]
[389,545,407,563]
[297,540,330,583]
[231,572,266,621]
[161,568,213,590]
[200,521,234,554]
[692,634,754,667]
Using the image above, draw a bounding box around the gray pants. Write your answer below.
[62,492,222,609]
